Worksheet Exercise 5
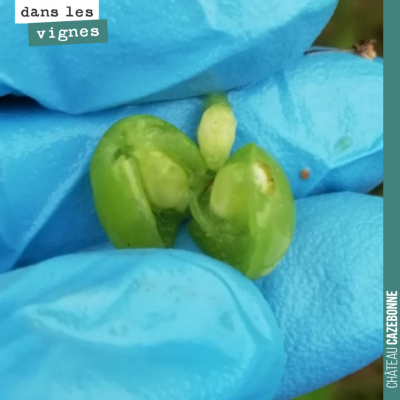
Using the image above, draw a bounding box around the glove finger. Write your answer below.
[0,53,382,272]
[175,192,384,399]
[230,52,383,198]
[1,0,338,114]
[0,249,284,400]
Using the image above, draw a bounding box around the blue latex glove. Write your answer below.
[0,52,383,272]
[0,249,286,400]
[175,192,383,399]
[0,192,383,400]
[0,0,338,114]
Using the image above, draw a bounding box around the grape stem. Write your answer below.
[202,93,230,109]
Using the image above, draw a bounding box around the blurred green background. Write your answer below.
[315,0,383,56]
[295,1,383,399]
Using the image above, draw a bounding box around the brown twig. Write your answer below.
[305,39,377,60]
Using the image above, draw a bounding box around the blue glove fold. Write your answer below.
[176,192,384,399]
[0,249,284,400]
[0,0,337,114]
[0,53,383,272]
[0,192,383,400]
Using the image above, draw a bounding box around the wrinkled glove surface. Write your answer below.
[0,193,383,400]
[0,0,338,113]
[0,250,285,400]
[176,192,384,399]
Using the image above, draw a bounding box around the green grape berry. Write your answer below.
[189,143,296,280]
[90,115,209,249]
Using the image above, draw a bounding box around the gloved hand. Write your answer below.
[176,192,383,400]
[0,20,383,400]
[0,192,383,400]
[0,52,383,271]
[0,249,286,400]
[0,0,338,114]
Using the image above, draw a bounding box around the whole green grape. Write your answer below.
[189,143,296,280]
[90,115,209,249]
